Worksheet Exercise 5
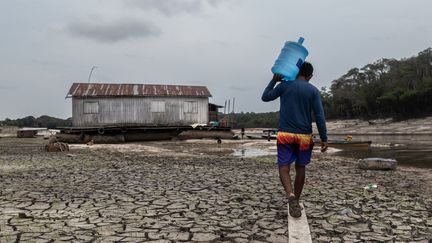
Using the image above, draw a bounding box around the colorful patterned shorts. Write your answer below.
[277,132,314,167]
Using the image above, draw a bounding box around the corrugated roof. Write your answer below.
[67,83,212,98]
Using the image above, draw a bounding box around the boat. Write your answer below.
[246,134,264,140]
[314,139,372,149]
[246,130,372,149]
[244,129,278,140]
[262,129,278,140]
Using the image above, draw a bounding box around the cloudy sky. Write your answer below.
[1,0,431,119]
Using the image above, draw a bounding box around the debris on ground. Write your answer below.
[363,183,378,190]
[45,142,70,152]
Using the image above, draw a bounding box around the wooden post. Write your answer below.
[224,100,227,115]
[227,99,231,127]
[287,203,312,243]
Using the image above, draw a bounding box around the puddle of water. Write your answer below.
[232,148,276,157]
[331,134,432,168]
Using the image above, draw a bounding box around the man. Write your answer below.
[261,62,328,218]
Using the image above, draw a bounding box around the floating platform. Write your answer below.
[57,125,233,143]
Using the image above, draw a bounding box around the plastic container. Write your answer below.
[271,37,309,81]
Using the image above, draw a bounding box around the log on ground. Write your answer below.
[358,158,397,170]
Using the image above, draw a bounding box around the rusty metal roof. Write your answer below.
[67,83,212,98]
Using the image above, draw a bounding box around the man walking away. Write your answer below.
[261,62,328,218]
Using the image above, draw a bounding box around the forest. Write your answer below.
[322,48,432,119]
[0,116,72,129]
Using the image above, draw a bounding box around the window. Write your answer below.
[83,102,99,114]
[151,101,165,112]
[184,101,198,113]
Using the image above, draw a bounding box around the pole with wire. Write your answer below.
[87,66,98,83]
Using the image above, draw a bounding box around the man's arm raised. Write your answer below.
[261,74,283,102]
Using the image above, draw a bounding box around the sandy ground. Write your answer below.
[0,137,431,242]
[319,117,432,135]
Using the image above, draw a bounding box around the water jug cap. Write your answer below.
[298,37,305,45]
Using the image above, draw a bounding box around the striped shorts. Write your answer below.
[276,132,314,167]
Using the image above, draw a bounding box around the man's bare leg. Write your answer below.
[279,165,295,198]
[281,164,302,217]
[294,164,306,200]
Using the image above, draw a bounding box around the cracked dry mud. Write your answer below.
[0,139,431,242]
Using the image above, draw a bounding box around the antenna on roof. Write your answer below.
[87,66,98,84]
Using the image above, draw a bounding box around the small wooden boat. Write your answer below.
[262,129,278,140]
[246,134,264,140]
[245,129,278,140]
[314,139,372,149]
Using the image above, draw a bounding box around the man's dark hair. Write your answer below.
[297,62,314,78]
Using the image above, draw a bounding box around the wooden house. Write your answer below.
[66,83,212,127]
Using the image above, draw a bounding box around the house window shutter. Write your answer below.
[151,101,166,112]
[83,102,99,114]
[184,101,198,113]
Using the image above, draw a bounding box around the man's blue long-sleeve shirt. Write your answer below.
[261,79,328,142]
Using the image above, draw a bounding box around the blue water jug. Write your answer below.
[271,37,309,81]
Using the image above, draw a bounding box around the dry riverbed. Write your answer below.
[0,138,431,242]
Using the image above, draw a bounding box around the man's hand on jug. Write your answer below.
[321,141,328,153]
[272,74,284,82]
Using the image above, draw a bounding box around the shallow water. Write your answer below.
[331,134,432,168]
[231,134,432,168]
[232,148,276,157]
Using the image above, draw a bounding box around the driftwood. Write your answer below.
[45,142,70,152]
[358,158,397,170]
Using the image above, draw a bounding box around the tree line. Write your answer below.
[232,112,279,128]
[322,48,432,119]
[0,116,72,129]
